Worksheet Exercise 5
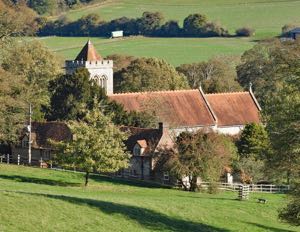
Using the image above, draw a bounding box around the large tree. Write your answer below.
[47,68,104,121]
[0,68,27,144]
[237,39,300,105]
[54,108,130,186]
[0,0,37,44]
[183,13,207,36]
[176,56,242,93]
[237,123,270,160]
[166,129,236,192]
[264,74,300,184]
[115,57,189,93]
[137,11,164,35]
[2,40,62,120]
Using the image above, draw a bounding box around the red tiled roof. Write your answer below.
[205,92,261,126]
[75,40,102,61]
[109,90,216,127]
[120,126,162,154]
[29,122,72,149]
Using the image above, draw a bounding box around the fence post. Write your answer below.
[0,155,3,163]
[7,154,9,164]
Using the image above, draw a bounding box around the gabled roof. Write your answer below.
[120,126,162,155]
[75,40,102,61]
[23,122,72,149]
[205,92,261,126]
[109,90,216,127]
[110,89,261,128]
[120,124,173,155]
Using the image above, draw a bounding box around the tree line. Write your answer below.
[38,12,254,37]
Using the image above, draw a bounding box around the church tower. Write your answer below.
[65,40,114,95]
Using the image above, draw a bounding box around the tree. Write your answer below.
[264,74,300,184]
[157,20,181,37]
[279,183,300,226]
[183,13,207,36]
[166,129,236,192]
[2,40,62,120]
[27,0,56,15]
[47,68,104,121]
[237,123,270,160]
[0,68,27,144]
[116,57,189,93]
[53,108,130,186]
[0,0,38,43]
[176,57,242,93]
[236,39,300,105]
[138,11,164,35]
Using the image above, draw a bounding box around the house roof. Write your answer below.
[75,40,102,61]
[205,92,261,126]
[109,90,216,127]
[25,122,72,149]
[120,126,162,155]
[120,124,173,155]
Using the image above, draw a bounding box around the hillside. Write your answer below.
[0,164,297,232]
[54,0,300,38]
[38,36,254,66]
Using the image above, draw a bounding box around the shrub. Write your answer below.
[236,27,255,37]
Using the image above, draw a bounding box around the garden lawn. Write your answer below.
[37,36,254,66]
[0,164,297,232]
[53,0,300,39]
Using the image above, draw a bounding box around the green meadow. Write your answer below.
[38,36,254,66]
[0,164,297,232]
[54,0,300,38]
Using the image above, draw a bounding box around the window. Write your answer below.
[133,145,141,156]
[163,172,169,181]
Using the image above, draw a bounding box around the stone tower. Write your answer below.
[65,40,114,95]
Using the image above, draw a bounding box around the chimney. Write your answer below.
[158,122,163,133]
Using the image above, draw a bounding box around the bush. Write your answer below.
[236,27,255,37]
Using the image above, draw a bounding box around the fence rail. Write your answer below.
[197,182,290,193]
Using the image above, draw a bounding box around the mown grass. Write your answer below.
[54,0,300,38]
[0,164,297,232]
[37,36,254,66]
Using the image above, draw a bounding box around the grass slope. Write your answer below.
[38,36,254,66]
[57,0,300,38]
[0,164,297,232]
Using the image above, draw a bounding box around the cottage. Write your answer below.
[11,122,72,165]
[119,122,174,183]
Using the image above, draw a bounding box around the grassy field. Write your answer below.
[54,0,300,38]
[38,36,254,66]
[0,164,297,232]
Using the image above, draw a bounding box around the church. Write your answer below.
[65,40,261,136]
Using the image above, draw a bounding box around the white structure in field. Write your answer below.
[111,30,123,38]
[65,40,114,95]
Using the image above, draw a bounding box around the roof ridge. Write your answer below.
[205,91,249,95]
[109,89,198,96]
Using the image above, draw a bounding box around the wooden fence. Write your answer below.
[198,182,290,193]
